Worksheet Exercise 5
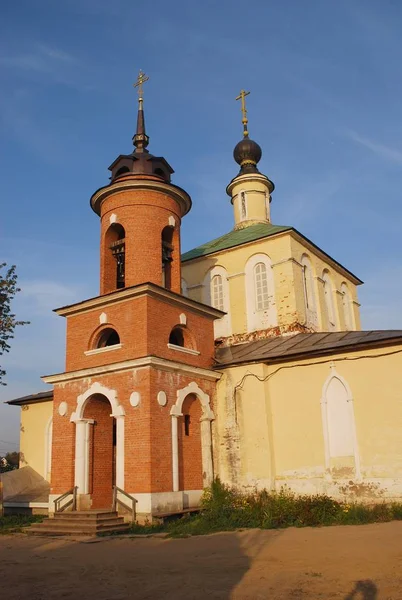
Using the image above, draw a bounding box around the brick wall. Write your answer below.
[50,368,216,502]
[99,183,183,295]
[84,396,114,509]
[64,292,216,372]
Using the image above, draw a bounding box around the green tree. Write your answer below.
[0,263,29,385]
[0,452,19,473]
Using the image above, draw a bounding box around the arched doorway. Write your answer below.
[83,394,116,509]
[71,382,125,510]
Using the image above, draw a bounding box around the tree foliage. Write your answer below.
[0,452,19,473]
[0,263,29,385]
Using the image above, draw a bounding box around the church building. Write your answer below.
[4,74,402,520]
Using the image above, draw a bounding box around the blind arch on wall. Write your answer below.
[320,367,361,480]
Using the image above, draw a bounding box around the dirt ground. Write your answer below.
[1,522,402,599]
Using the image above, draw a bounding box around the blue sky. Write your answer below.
[1,0,402,451]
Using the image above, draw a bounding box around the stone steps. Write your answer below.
[27,511,131,536]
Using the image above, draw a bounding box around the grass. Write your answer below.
[0,514,45,534]
[125,479,402,538]
[5,480,402,538]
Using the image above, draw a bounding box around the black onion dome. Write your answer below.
[233,138,262,174]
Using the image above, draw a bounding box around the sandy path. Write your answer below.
[1,522,402,599]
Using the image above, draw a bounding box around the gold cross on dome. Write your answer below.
[235,89,250,137]
[133,70,149,101]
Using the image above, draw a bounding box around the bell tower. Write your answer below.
[92,70,190,295]
[44,73,223,517]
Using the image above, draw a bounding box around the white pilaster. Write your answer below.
[171,415,179,492]
[115,415,125,489]
[201,417,214,486]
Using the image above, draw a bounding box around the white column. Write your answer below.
[74,420,87,493]
[115,415,125,489]
[171,415,179,492]
[201,418,214,486]
[83,421,94,494]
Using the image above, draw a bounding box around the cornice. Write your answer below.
[90,178,192,217]
[54,282,225,319]
[41,355,221,385]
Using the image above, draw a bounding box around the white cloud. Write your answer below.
[0,43,75,73]
[345,130,402,166]
[18,280,80,315]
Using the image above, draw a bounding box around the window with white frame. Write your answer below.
[341,282,354,330]
[211,274,224,311]
[322,271,336,330]
[203,267,231,338]
[254,262,269,311]
[245,253,277,332]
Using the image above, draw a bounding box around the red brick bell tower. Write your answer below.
[43,72,223,516]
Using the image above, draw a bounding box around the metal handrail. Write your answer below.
[112,486,137,523]
[54,486,78,513]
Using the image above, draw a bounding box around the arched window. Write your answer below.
[254,263,269,311]
[211,275,224,311]
[245,254,277,332]
[161,226,174,290]
[341,282,354,330]
[322,271,336,330]
[168,325,196,350]
[169,327,184,347]
[96,328,120,348]
[301,255,318,328]
[203,266,231,338]
[106,223,126,290]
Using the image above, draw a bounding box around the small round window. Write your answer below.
[96,328,120,348]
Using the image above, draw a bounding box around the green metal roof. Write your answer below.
[181,223,292,262]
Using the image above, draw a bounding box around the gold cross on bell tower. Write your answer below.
[133,70,149,108]
[235,89,250,138]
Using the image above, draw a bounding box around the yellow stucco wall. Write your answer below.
[19,401,53,481]
[213,344,402,500]
[182,230,361,338]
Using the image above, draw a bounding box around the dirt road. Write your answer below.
[1,522,402,599]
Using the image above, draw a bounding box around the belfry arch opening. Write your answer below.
[161,226,174,289]
[105,223,126,291]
